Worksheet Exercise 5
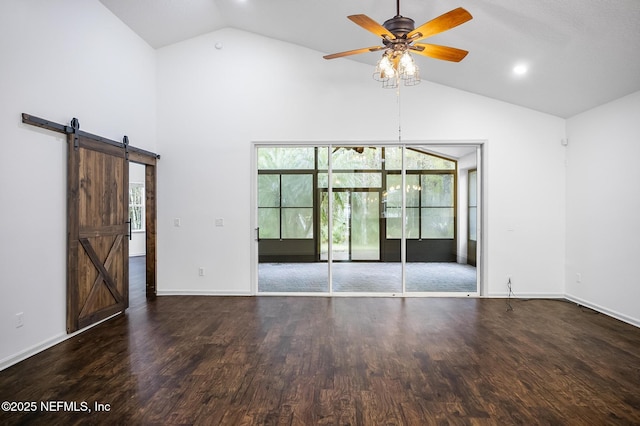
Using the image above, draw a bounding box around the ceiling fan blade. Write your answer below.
[407,7,472,42]
[323,46,385,60]
[411,43,469,62]
[348,14,395,40]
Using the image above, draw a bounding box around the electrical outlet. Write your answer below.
[215,218,224,227]
[174,218,181,227]
[16,312,24,328]
[199,267,205,276]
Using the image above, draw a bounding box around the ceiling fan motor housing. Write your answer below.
[383,16,415,39]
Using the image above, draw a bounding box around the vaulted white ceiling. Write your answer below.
[99,0,640,118]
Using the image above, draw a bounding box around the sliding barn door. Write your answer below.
[67,133,129,333]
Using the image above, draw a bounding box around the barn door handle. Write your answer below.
[126,220,132,240]
[255,227,260,242]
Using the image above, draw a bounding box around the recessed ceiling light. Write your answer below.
[513,64,528,75]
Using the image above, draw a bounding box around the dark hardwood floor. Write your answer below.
[1,273,639,424]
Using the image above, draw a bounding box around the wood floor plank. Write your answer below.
[1,297,639,425]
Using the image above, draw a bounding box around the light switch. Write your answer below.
[215,218,224,227]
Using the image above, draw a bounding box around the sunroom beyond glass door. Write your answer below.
[257,147,328,293]
[257,144,478,295]
[397,147,478,294]
[327,146,401,293]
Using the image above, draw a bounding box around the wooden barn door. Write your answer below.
[67,132,129,333]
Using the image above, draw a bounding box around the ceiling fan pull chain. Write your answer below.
[397,84,400,143]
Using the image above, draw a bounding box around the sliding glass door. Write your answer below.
[256,144,480,295]
[325,146,401,292]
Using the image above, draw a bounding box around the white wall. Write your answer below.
[156,28,567,298]
[0,0,156,368]
[566,90,640,326]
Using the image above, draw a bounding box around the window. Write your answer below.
[386,172,455,239]
[258,147,315,170]
[469,169,477,242]
[385,147,456,171]
[421,174,454,238]
[386,174,417,239]
[258,173,314,239]
[257,147,315,240]
[257,146,456,243]
[129,182,144,231]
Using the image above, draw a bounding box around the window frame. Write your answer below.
[257,170,315,240]
[385,170,456,240]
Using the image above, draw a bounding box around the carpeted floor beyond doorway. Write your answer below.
[258,262,477,293]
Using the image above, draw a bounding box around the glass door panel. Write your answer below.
[404,146,478,294]
[351,192,379,260]
[330,191,350,261]
[257,147,328,293]
[331,146,401,293]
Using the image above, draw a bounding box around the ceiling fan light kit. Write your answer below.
[324,0,472,88]
[373,50,420,89]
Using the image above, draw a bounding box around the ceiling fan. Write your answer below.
[323,0,472,83]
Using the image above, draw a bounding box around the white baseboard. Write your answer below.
[486,292,565,299]
[0,333,66,371]
[156,290,252,296]
[0,312,121,371]
[564,293,640,328]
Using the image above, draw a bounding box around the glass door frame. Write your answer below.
[252,142,483,297]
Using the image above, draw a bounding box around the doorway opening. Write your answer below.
[128,158,158,304]
[129,162,147,307]
[255,144,482,295]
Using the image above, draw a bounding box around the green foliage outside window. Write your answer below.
[258,173,313,239]
[257,146,456,243]
[385,147,455,170]
[385,173,454,239]
[257,147,315,169]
